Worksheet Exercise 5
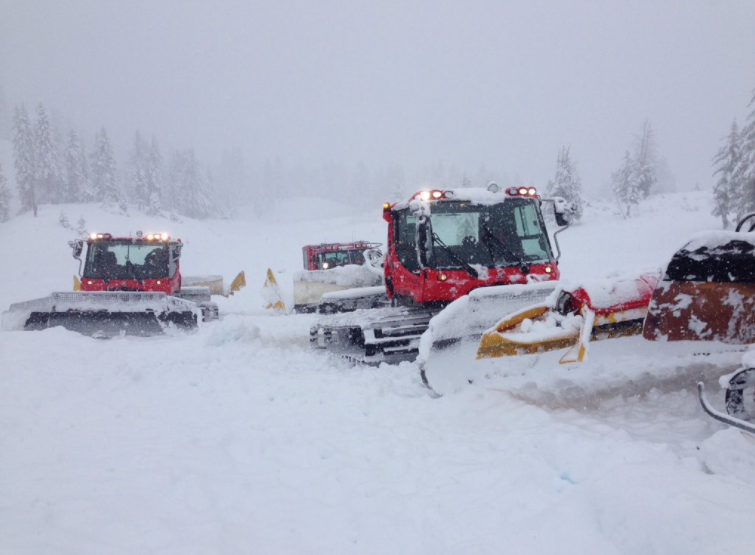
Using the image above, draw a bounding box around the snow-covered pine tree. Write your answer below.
[734,86,755,220]
[633,120,658,199]
[53,124,67,201]
[76,215,87,236]
[612,151,641,218]
[711,120,741,229]
[33,103,61,204]
[58,210,70,228]
[545,147,584,221]
[90,128,120,205]
[0,85,10,141]
[169,149,216,219]
[64,130,88,203]
[146,136,163,215]
[0,162,12,222]
[12,104,36,213]
[127,131,150,209]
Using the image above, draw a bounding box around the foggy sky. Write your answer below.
[1,0,754,193]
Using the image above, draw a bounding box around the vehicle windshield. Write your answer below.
[396,198,553,270]
[84,241,170,280]
[315,250,365,269]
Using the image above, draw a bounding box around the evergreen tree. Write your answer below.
[0,85,10,141]
[90,128,120,205]
[169,149,216,219]
[735,86,755,219]
[64,130,88,203]
[76,215,87,236]
[545,147,584,221]
[12,104,36,213]
[711,120,741,228]
[146,136,163,215]
[612,151,641,218]
[0,162,11,222]
[33,103,61,204]
[127,131,150,209]
[633,120,658,198]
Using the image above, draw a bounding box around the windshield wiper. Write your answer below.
[480,221,529,274]
[431,233,479,278]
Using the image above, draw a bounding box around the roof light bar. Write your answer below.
[415,190,447,202]
[506,187,539,197]
[144,232,171,241]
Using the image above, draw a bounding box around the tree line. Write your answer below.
[711,86,755,228]
[4,98,731,228]
[543,119,665,223]
[1,102,222,222]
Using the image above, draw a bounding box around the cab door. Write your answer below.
[391,209,425,303]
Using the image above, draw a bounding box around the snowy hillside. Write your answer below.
[1,191,754,554]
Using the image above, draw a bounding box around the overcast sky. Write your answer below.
[1,0,753,193]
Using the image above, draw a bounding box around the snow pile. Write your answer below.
[293,264,382,287]
[698,428,755,483]
[2,191,755,554]
[683,229,755,252]
[202,314,260,346]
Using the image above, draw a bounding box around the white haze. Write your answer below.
[1,0,754,195]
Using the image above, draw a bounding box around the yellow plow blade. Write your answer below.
[229,271,246,295]
[262,268,287,313]
[477,329,579,359]
[477,305,644,363]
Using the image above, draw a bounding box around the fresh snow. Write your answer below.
[1,191,754,554]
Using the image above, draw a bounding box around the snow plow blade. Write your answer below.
[261,268,289,313]
[293,265,383,313]
[477,272,658,361]
[420,273,658,395]
[2,292,200,337]
[183,272,246,297]
[415,282,557,384]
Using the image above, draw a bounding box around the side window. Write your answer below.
[395,211,419,271]
[514,204,540,236]
[169,247,178,278]
[351,251,365,265]
[514,204,549,259]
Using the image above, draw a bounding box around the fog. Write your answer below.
[1,0,753,195]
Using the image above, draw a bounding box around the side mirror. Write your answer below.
[551,197,576,227]
[68,239,84,260]
[172,243,183,261]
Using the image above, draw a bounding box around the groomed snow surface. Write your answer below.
[2,193,755,554]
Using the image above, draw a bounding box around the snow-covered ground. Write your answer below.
[1,191,754,554]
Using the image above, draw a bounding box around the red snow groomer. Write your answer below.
[311,184,574,363]
[383,187,562,304]
[3,231,219,337]
[302,241,380,271]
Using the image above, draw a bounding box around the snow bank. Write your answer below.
[2,192,754,554]
[293,264,382,287]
